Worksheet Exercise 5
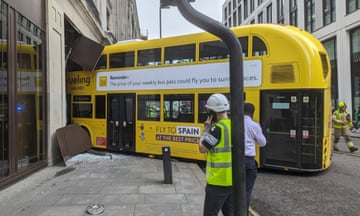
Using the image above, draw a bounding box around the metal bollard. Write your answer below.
[162,146,172,184]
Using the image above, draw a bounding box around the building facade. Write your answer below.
[222,0,360,115]
[0,0,140,188]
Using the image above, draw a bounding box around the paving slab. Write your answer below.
[0,153,206,216]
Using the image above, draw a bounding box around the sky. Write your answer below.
[135,0,225,39]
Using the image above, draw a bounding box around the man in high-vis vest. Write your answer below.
[199,93,233,216]
[332,101,358,153]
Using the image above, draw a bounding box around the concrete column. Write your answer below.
[47,0,66,165]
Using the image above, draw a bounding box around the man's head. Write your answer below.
[205,93,230,114]
[244,103,255,118]
[338,101,346,112]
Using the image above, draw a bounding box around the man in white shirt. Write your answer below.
[243,103,266,213]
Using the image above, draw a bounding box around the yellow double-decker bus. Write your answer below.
[66,24,332,172]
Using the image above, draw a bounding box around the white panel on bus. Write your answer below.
[96,60,262,91]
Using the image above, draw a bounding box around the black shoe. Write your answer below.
[350,147,358,153]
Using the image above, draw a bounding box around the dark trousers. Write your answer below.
[245,156,258,211]
[203,184,233,216]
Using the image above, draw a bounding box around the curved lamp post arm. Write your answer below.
[162,0,246,215]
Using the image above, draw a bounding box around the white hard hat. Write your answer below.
[205,93,230,113]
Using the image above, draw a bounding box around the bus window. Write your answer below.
[17,53,31,69]
[109,51,134,68]
[73,95,91,101]
[137,48,161,66]
[198,94,212,123]
[199,40,229,61]
[94,55,106,70]
[164,94,194,122]
[238,36,248,57]
[95,95,105,118]
[164,44,195,64]
[138,95,160,121]
[252,36,267,56]
[319,53,329,79]
[72,95,92,118]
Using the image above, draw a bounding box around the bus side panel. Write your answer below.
[135,121,206,161]
[73,119,107,149]
[322,88,332,169]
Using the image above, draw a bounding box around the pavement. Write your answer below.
[0,153,207,216]
[350,130,360,138]
[336,130,360,153]
[7,131,356,216]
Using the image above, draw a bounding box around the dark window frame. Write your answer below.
[109,51,134,68]
[244,0,249,19]
[252,36,268,56]
[164,94,194,123]
[346,0,360,14]
[277,0,285,24]
[266,4,273,23]
[94,55,106,70]
[137,94,161,121]
[95,95,106,118]
[305,0,316,32]
[199,40,229,61]
[323,0,336,26]
[289,0,298,26]
[164,44,195,65]
[72,95,92,118]
[137,48,161,66]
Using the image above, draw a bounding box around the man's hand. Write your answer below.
[205,115,213,125]
[203,115,213,131]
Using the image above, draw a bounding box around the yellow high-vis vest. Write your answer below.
[333,110,352,129]
[206,118,232,186]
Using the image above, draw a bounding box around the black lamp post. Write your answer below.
[159,4,170,38]
[159,0,246,215]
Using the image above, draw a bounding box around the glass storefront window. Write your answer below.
[0,0,8,178]
[15,12,46,170]
[346,0,360,14]
[351,27,360,118]
[322,38,338,107]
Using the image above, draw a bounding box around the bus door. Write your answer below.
[260,90,323,170]
[108,94,135,152]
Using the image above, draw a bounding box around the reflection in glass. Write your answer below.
[15,12,46,170]
[0,1,8,178]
